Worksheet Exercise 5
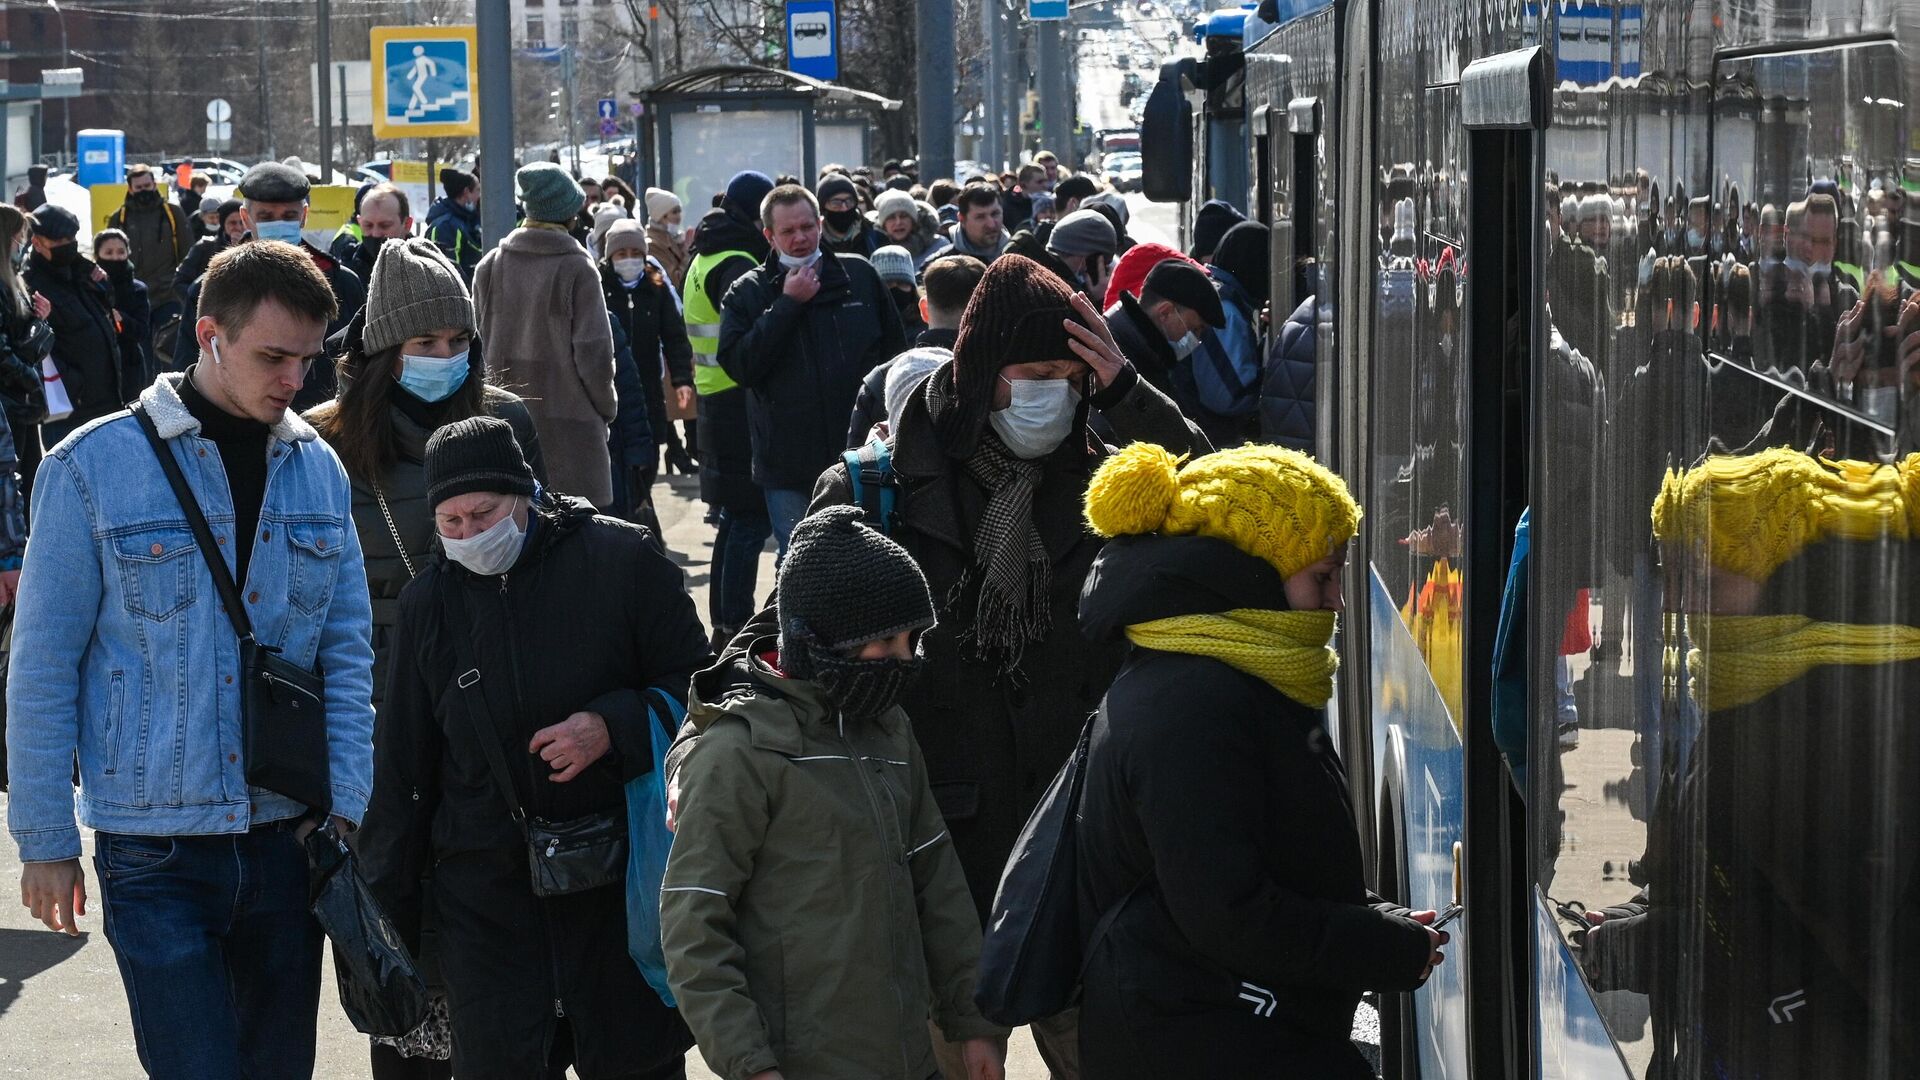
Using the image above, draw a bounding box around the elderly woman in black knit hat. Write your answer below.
[358,416,708,1080]
[807,252,1211,1073]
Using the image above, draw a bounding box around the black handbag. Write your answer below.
[134,406,333,812]
[975,706,1147,1026]
[304,820,431,1037]
[441,585,627,898]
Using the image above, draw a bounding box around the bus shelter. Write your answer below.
[637,65,901,211]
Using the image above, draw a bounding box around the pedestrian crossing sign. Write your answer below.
[371,25,481,139]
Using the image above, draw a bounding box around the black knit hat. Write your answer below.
[1211,220,1271,305]
[424,416,537,509]
[941,254,1083,453]
[777,505,935,678]
[1190,199,1247,260]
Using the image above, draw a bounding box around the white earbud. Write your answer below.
[209,335,222,365]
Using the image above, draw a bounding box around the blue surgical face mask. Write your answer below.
[395,349,470,403]
[253,219,304,246]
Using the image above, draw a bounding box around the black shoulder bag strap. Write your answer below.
[132,405,253,644]
[438,582,528,830]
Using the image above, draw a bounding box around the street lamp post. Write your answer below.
[47,0,69,166]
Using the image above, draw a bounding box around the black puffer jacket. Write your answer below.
[1074,534,1433,1078]
[600,261,693,447]
[717,249,906,490]
[26,251,129,422]
[359,494,707,1079]
[1262,295,1317,452]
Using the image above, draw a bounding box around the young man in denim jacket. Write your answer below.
[6,240,375,1080]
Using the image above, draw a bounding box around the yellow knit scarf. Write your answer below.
[1126,609,1339,707]
[1687,614,1920,711]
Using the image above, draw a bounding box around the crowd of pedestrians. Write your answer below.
[0,147,1436,1080]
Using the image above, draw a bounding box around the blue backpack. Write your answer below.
[842,437,899,534]
[624,688,688,1007]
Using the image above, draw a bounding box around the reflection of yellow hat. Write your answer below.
[1085,443,1361,579]
[1651,447,1920,581]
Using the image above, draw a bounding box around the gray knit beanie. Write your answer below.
[517,162,585,224]
[1045,208,1118,258]
[776,505,935,677]
[363,238,475,355]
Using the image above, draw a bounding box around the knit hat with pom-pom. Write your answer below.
[776,504,936,678]
[1084,442,1361,579]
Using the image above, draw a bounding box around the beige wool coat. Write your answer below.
[473,225,617,508]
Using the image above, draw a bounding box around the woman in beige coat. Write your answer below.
[473,162,617,508]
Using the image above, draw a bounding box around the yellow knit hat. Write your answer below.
[1085,442,1362,579]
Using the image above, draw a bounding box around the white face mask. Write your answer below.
[989,376,1079,459]
[1171,332,1201,359]
[665,221,685,238]
[777,248,822,271]
[613,257,647,284]
[441,498,526,577]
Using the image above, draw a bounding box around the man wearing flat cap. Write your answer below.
[173,161,366,411]
[1102,256,1249,446]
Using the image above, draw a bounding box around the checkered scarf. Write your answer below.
[930,371,1052,674]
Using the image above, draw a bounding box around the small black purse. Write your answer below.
[442,587,627,898]
[135,406,332,812]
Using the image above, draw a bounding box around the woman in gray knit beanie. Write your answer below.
[304,237,551,1077]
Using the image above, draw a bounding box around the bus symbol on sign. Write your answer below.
[791,13,832,56]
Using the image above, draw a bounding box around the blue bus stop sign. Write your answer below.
[1029,0,1070,19]
[785,0,838,82]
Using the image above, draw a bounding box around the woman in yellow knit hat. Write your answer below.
[1071,442,1446,1078]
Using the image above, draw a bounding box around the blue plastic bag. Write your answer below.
[625,690,685,1007]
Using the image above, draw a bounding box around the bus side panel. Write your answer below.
[1368,569,1471,1078]
[1533,890,1638,1079]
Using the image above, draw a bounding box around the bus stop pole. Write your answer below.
[477,0,515,250]
[916,0,956,183]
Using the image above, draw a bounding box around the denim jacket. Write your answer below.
[6,373,375,862]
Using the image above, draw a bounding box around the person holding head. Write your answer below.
[91,227,156,390]
[8,240,373,1079]
[644,187,691,288]
[684,171,776,649]
[808,254,1208,1076]
[715,182,906,558]
[873,188,952,269]
[24,204,133,444]
[1039,208,1119,301]
[106,163,192,325]
[599,216,694,509]
[1072,443,1447,1077]
[844,252,987,447]
[662,504,1007,1080]
[426,168,484,282]
[339,183,417,283]
[359,416,705,1080]
[473,162,619,511]
[175,162,367,409]
[950,183,1011,263]
[0,205,53,493]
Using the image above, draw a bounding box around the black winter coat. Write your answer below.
[25,252,129,422]
[717,249,906,490]
[173,242,364,410]
[809,362,1210,922]
[172,234,229,298]
[1074,534,1433,1078]
[1262,295,1317,452]
[359,495,707,1079]
[600,262,694,447]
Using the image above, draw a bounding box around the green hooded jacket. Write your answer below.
[661,636,1003,1080]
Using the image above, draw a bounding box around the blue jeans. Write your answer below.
[712,502,772,633]
[95,823,324,1080]
[764,487,813,562]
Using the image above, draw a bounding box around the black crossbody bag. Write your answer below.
[441,584,627,897]
[133,406,332,812]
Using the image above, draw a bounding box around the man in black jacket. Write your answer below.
[25,204,131,445]
[174,163,366,411]
[717,183,905,558]
[1103,258,1228,444]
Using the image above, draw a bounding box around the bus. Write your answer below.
[1141,1,1920,1075]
